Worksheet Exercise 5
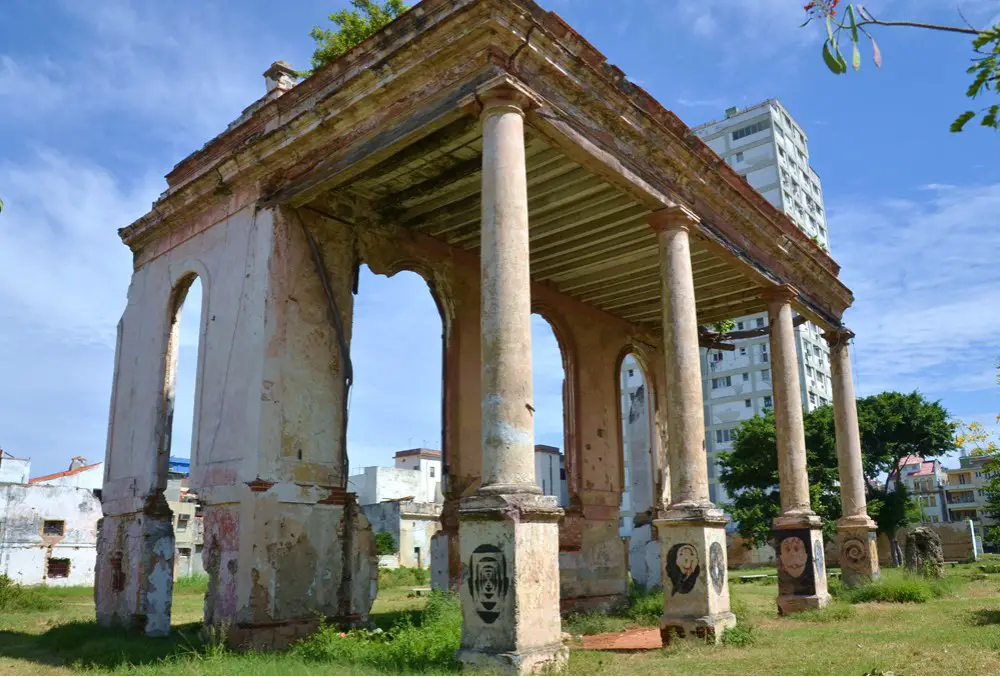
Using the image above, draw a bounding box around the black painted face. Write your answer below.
[666,542,701,596]
[469,544,509,624]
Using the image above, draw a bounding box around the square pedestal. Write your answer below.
[455,493,568,675]
[837,526,880,588]
[774,525,830,614]
[655,512,736,645]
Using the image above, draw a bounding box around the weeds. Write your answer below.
[721,623,757,647]
[561,582,663,636]
[378,566,429,589]
[0,574,56,611]
[838,576,954,604]
[292,590,461,673]
[173,573,209,593]
[795,602,856,622]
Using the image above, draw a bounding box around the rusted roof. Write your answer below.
[29,462,102,484]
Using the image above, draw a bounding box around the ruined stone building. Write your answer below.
[692,101,835,508]
[96,0,880,671]
[0,456,102,586]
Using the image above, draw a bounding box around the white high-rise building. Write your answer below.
[691,100,835,507]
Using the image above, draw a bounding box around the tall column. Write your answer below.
[823,327,879,587]
[456,78,566,675]
[649,207,735,645]
[763,286,829,614]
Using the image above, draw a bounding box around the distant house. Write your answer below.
[0,449,31,485]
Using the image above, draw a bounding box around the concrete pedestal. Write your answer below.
[837,519,880,588]
[774,517,830,614]
[456,493,567,675]
[655,508,736,644]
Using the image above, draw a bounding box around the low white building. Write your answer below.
[349,448,443,505]
[363,500,441,569]
[534,445,569,506]
[29,456,103,491]
[0,482,101,586]
[0,450,30,484]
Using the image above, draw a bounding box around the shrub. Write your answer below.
[173,573,209,593]
[0,574,56,612]
[625,582,663,626]
[379,566,428,589]
[375,531,397,557]
[293,590,460,672]
[722,623,757,647]
[841,578,936,604]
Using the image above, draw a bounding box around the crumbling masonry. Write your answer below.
[96,0,878,671]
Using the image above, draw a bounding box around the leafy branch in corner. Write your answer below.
[306,0,409,75]
[802,1,1000,132]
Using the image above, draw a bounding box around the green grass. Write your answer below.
[561,582,663,636]
[0,575,57,612]
[377,567,428,589]
[2,563,1000,675]
[834,571,958,604]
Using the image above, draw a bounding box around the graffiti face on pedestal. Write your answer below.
[468,544,509,624]
[842,538,867,571]
[709,541,725,595]
[780,536,808,578]
[666,543,700,596]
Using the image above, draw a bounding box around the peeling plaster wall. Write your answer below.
[362,501,441,568]
[0,484,101,587]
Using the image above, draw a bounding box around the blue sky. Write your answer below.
[1,0,998,478]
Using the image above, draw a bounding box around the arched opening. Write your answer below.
[617,350,658,587]
[162,274,206,599]
[531,313,569,506]
[346,264,444,578]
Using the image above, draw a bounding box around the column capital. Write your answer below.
[647,205,699,233]
[463,74,542,117]
[822,326,855,347]
[760,284,799,304]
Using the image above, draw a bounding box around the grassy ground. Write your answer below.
[1,564,999,675]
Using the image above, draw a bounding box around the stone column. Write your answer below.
[763,286,829,614]
[823,327,879,587]
[455,79,566,675]
[649,207,735,645]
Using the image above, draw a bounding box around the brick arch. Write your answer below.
[530,300,579,504]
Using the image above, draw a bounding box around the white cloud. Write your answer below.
[0,150,155,346]
[0,1,264,146]
[831,183,1000,396]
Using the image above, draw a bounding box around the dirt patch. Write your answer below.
[581,627,662,651]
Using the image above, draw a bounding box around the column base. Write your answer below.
[455,643,569,676]
[773,519,829,615]
[457,493,564,676]
[837,519,880,589]
[654,508,734,646]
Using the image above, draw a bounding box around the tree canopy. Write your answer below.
[719,391,956,550]
[802,1,1000,132]
[307,0,409,74]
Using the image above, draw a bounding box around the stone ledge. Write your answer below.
[660,611,737,646]
[456,641,569,676]
[458,492,563,523]
[654,503,727,527]
[773,511,823,530]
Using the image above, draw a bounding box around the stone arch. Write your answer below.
[160,270,209,481]
[614,342,661,588]
[530,301,578,507]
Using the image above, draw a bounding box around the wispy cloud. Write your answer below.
[830,183,1000,396]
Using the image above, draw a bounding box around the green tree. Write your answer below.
[720,391,956,565]
[307,0,409,74]
[801,1,1000,132]
[374,530,397,556]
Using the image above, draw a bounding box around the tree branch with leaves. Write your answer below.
[802,1,1000,131]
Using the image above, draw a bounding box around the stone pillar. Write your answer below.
[763,286,829,614]
[823,327,879,587]
[648,207,735,645]
[455,79,566,675]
